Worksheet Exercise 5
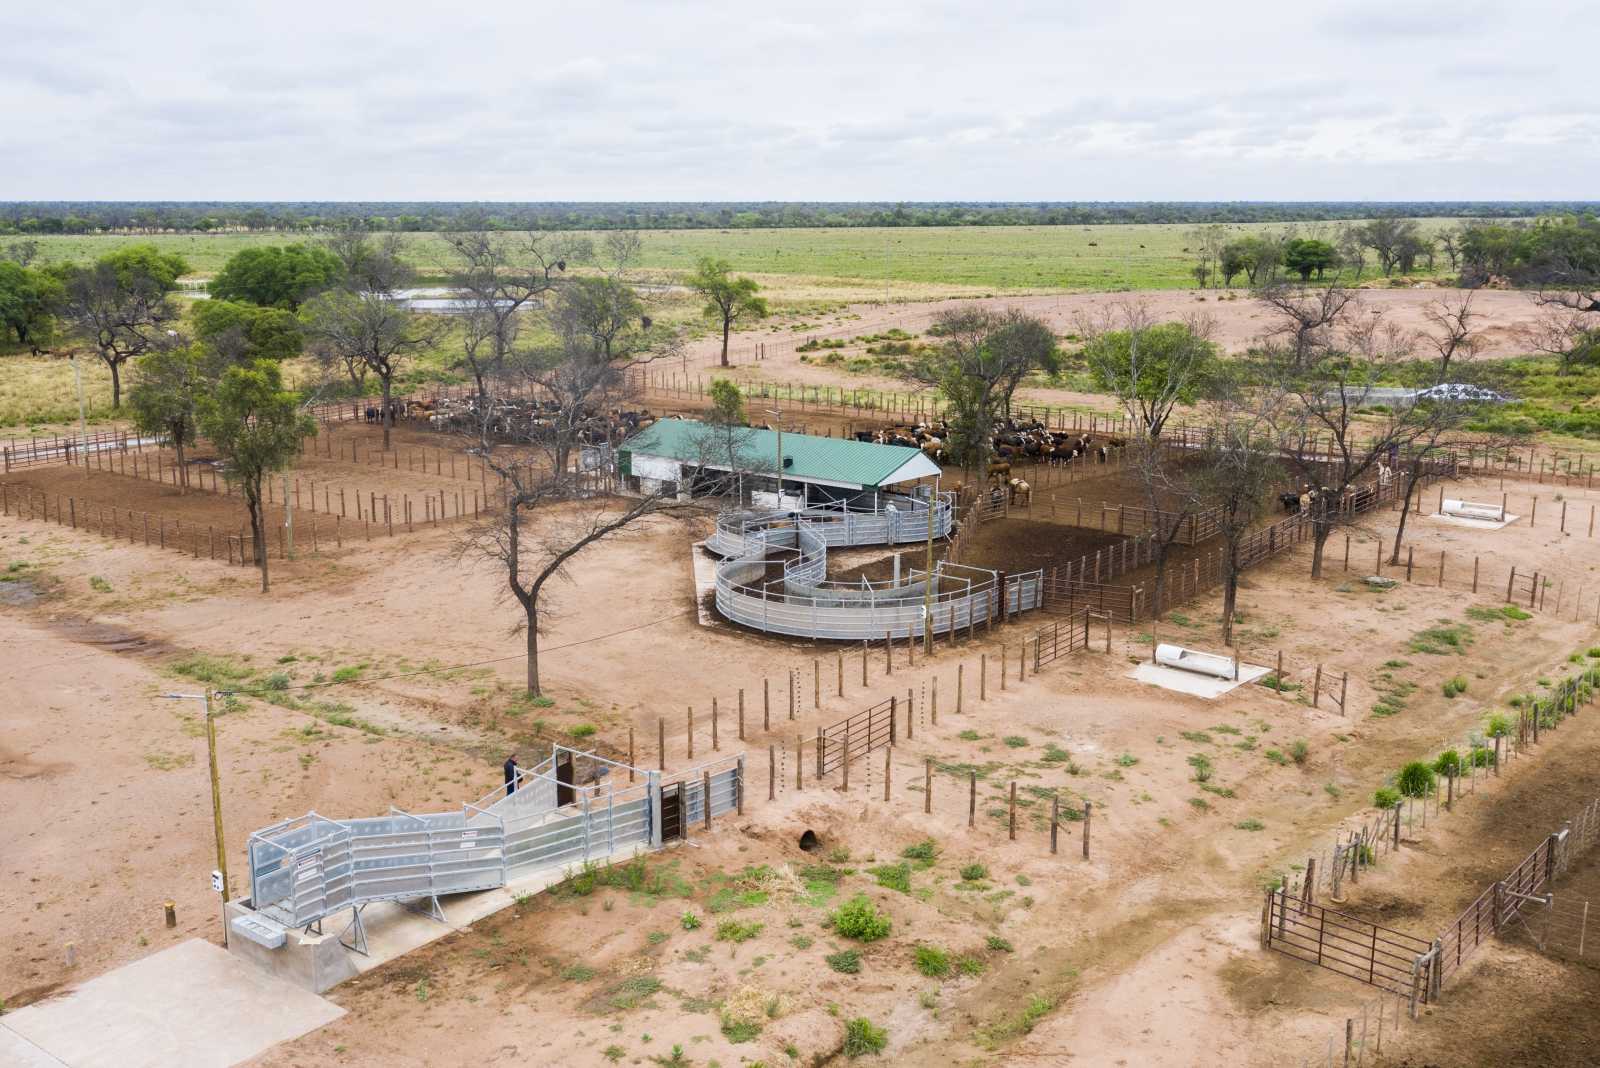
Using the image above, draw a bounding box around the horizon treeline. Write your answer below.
[3,200,1596,235]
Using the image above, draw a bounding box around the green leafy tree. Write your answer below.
[1283,239,1339,281]
[198,361,315,592]
[209,244,343,310]
[127,346,209,492]
[192,300,304,366]
[60,244,189,407]
[905,306,1056,477]
[686,257,767,367]
[708,377,745,425]
[1081,309,1217,440]
[0,261,64,350]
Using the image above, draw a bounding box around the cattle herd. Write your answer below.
[369,396,657,446]
[857,419,1127,468]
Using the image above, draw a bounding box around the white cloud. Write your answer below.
[3,0,1595,200]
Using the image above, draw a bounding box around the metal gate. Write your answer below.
[660,782,684,842]
[1263,889,1435,1002]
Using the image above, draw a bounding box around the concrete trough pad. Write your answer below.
[0,939,344,1068]
[1129,659,1271,699]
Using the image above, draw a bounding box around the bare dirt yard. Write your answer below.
[4,460,1599,1066]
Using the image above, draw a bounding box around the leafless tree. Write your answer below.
[1267,305,1426,577]
[1419,293,1480,376]
[458,452,701,695]
[1255,283,1358,368]
[304,233,443,449]
[1518,304,1597,374]
[1335,224,1368,282]
[441,230,588,403]
[1186,387,1281,645]
[1436,225,1465,272]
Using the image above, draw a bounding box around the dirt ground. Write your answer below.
[4,460,1599,1066]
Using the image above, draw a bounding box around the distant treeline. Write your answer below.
[3,200,1596,235]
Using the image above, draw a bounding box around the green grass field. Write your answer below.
[22,219,1470,292]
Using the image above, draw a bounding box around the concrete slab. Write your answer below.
[347,842,651,973]
[0,939,343,1068]
[1432,511,1519,531]
[0,1027,69,1068]
[1128,660,1270,699]
[691,542,718,625]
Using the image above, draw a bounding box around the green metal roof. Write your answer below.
[620,419,940,489]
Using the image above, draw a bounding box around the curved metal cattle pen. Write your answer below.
[707,493,1042,640]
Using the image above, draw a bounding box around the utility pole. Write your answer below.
[282,475,294,558]
[69,353,89,458]
[766,406,785,508]
[161,691,231,945]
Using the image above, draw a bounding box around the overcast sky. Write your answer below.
[5,0,1595,202]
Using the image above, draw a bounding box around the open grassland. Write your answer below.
[24,219,1472,291]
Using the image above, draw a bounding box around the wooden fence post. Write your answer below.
[1051,795,1060,854]
[763,678,770,731]
[980,654,988,700]
[1083,800,1092,859]
[687,707,694,761]
[658,719,665,771]
[769,745,776,801]
[957,663,965,713]
[924,759,932,813]
[883,749,892,803]
[1313,665,1322,707]
[738,689,745,741]
[712,697,720,751]
[1008,782,1017,840]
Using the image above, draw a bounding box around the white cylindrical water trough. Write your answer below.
[1441,499,1505,522]
[1155,643,1237,680]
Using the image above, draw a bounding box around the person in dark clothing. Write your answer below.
[504,752,519,794]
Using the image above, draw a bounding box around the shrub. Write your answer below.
[1003,735,1029,748]
[958,729,981,741]
[825,949,862,974]
[1485,713,1512,738]
[680,910,701,930]
[957,954,985,976]
[913,945,951,977]
[1180,730,1212,744]
[1115,753,1139,767]
[1442,676,1468,699]
[1264,749,1288,766]
[1235,819,1265,831]
[1041,744,1073,763]
[869,863,911,894]
[901,840,938,862]
[1373,787,1401,810]
[330,665,363,683]
[986,935,1014,952]
[89,575,112,592]
[1187,754,1214,783]
[960,862,988,882]
[831,895,892,942]
[720,1016,762,1043]
[570,723,597,739]
[1289,740,1310,766]
[843,1018,888,1058]
[716,920,763,943]
[1433,750,1463,777]
[1397,761,1436,798]
[1470,746,1495,768]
